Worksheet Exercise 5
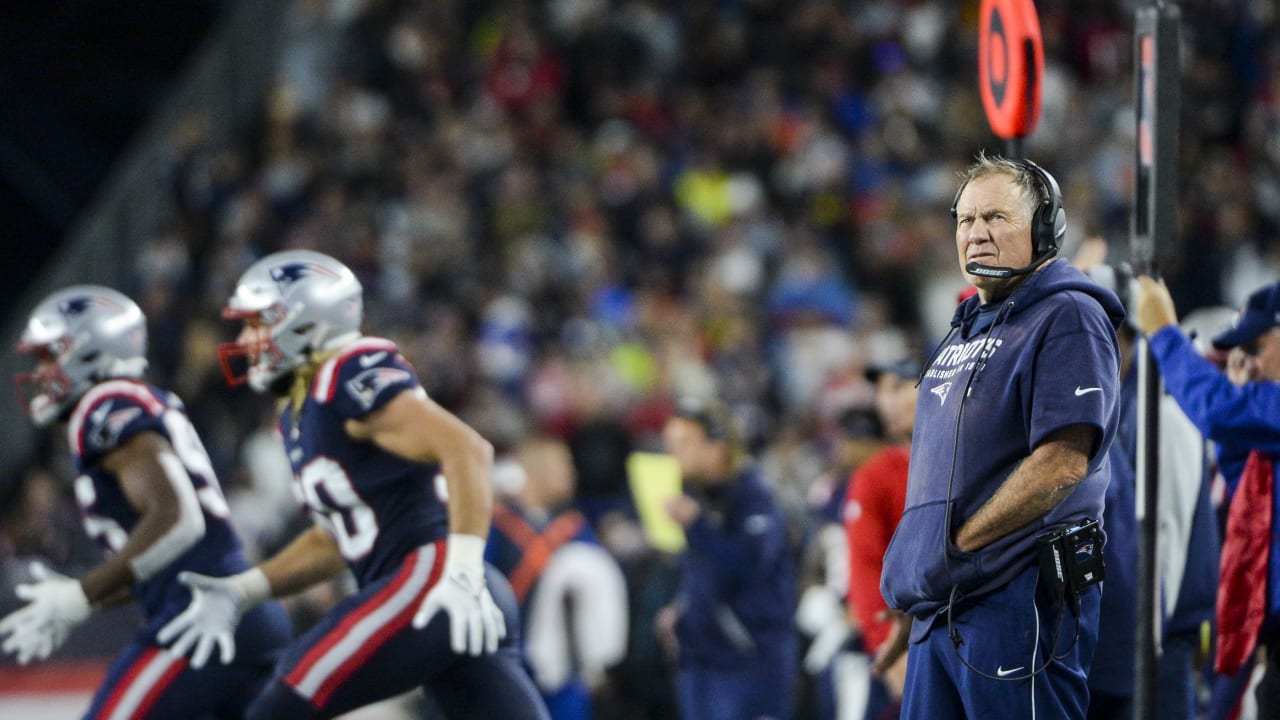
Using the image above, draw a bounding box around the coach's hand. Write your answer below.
[414,534,506,656]
[0,562,92,665]
[159,568,269,669]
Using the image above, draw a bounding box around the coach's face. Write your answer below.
[955,173,1034,302]
[663,416,722,484]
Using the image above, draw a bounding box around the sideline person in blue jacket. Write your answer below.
[657,396,797,720]
[1085,293,1220,720]
[876,154,1123,719]
[1134,276,1280,718]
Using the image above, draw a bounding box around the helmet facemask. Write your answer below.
[218,303,298,392]
[14,338,77,427]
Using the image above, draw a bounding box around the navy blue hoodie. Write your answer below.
[881,259,1123,637]
[673,466,797,670]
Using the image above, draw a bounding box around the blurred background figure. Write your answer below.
[1,285,291,718]
[1084,263,1220,720]
[842,359,919,720]
[1135,277,1280,719]
[488,436,629,720]
[659,397,797,720]
[794,406,884,720]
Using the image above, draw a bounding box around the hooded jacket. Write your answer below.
[674,466,797,670]
[881,259,1123,637]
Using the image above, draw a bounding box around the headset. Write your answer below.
[951,158,1066,279]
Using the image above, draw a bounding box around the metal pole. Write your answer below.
[1132,5,1180,719]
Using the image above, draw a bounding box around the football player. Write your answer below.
[2,285,291,719]
[159,250,548,719]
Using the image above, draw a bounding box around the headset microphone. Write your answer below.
[965,250,1057,279]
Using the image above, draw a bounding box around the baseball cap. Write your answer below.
[865,358,922,383]
[1211,282,1280,350]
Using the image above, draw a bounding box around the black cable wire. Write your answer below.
[945,582,1083,682]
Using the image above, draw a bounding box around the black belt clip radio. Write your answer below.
[1036,518,1105,612]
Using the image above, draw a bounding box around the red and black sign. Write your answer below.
[979,0,1045,140]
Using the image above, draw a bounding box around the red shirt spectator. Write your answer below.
[843,444,909,652]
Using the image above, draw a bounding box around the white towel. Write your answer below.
[524,541,629,692]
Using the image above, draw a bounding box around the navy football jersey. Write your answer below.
[67,379,255,626]
[281,337,449,587]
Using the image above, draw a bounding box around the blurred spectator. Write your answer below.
[1134,277,1280,718]
[793,406,884,720]
[0,465,88,570]
[843,360,919,720]
[487,437,628,720]
[1085,265,1220,720]
[658,396,797,720]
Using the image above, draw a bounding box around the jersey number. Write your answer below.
[297,457,379,561]
[161,409,231,518]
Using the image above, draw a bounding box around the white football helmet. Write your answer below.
[219,249,363,392]
[14,285,148,426]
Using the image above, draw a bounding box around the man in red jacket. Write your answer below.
[844,359,919,718]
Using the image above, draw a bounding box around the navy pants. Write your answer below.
[676,657,795,720]
[901,565,1100,720]
[247,542,548,720]
[84,601,289,720]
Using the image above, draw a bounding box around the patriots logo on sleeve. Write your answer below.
[86,401,144,452]
[345,367,413,410]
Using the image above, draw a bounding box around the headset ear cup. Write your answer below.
[1033,202,1063,257]
[1019,158,1065,258]
[1048,206,1065,254]
[1031,202,1048,257]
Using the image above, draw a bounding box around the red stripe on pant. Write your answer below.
[92,648,185,720]
[284,541,445,709]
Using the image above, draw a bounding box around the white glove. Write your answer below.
[0,562,92,665]
[796,584,852,674]
[413,534,506,656]
[157,568,269,669]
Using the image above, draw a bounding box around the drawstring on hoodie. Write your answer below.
[969,299,1015,390]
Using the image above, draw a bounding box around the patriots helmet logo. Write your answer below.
[58,294,120,319]
[269,261,340,288]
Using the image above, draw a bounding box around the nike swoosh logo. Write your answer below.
[996,665,1024,677]
[1074,386,1102,397]
[359,351,388,368]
